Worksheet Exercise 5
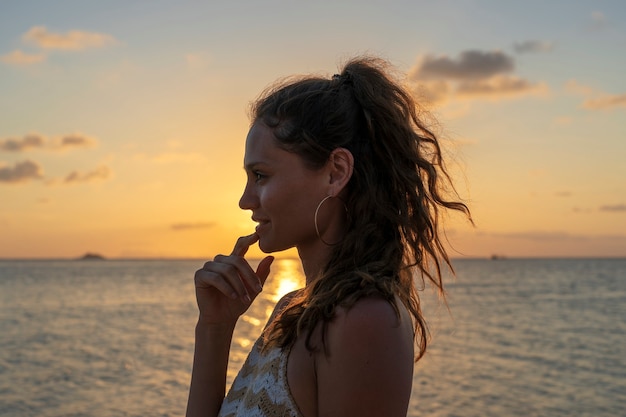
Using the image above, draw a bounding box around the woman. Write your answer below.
[186,56,471,417]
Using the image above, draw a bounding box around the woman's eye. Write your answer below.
[254,172,265,181]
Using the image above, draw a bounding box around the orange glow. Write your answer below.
[268,258,305,302]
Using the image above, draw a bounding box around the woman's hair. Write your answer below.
[252,56,471,360]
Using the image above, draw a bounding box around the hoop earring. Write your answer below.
[314,195,349,246]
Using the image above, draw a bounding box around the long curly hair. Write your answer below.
[252,56,471,360]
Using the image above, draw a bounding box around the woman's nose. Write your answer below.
[238,182,257,210]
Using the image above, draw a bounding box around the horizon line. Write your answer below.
[1,255,625,262]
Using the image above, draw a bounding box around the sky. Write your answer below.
[1,0,625,259]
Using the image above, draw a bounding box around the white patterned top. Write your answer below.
[218,336,303,417]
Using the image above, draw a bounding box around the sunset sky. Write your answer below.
[1,0,625,259]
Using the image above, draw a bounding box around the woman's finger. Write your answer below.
[256,256,274,285]
[194,268,238,300]
[201,259,251,301]
[230,233,259,257]
[214,254,263,294]
[195,233,265,304]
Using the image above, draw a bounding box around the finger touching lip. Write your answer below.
[255,221,269,233]
[230,233,259,256]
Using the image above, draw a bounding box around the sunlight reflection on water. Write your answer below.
[269,258,303,302]
[226,258,305,382]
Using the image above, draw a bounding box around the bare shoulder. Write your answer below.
[315,296,415,417]
[326,296,414,357]
[334,296,409,332]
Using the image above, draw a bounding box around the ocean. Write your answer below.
[0,258,624,417]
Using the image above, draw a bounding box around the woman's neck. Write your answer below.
[297,242,333,286]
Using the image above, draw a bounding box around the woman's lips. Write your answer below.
[253,218,269,233]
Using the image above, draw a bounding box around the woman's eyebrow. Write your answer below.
[243,162,258,171]
[243,161,269,171]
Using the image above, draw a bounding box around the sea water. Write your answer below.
[0,258,624,416]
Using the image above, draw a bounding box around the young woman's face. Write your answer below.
[239,122,329,253]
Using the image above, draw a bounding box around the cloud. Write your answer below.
[408,49,545,105]
[22,26,115,50]
[411,50,514,81]
[0,160,43,184]
[56,134,95,149]
[513,40,554,54]
[412,80,450,105]
[0,134,46,151]
[456,75,547,98]
[599,204,626,212]
[0,133,96,152]
[171,222,215,231]
[564,79,626,111]
[63,166,111,183]
[1,49,46,66]
[582,94,626,110]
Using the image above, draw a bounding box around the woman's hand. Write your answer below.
[193,233,274,326]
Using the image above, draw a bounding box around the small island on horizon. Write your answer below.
[77,252,106,261]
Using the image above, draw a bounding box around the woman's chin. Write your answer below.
[257,238,275,254]
[258,237,292,254]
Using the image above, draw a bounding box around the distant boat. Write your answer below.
[490,254,507,260]
[78,252,106,260]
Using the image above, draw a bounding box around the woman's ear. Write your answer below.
[327,147,354,196]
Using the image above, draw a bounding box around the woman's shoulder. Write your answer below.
[313,296,415,416]
[330,296,413,342]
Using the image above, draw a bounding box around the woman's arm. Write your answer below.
[315,297,415,417]
[186,322,236,417]
[185,234,274,417]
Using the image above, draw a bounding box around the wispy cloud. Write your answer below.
[456,75,547,98]
[0,160,43,184]
[565,79,626,110]
[599,204,626,212]
[0,134,45,151]
[1,26,116,68]
[0,49,46,66]
[171,222,215,231]
[57,134,95,149]
[408,49,545,105]
[22,26,115,50]
[1,132,106,186]
[582,94,626,110]
[0,133,96,152]
[63,166,111,184]
[513,40,554,54]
